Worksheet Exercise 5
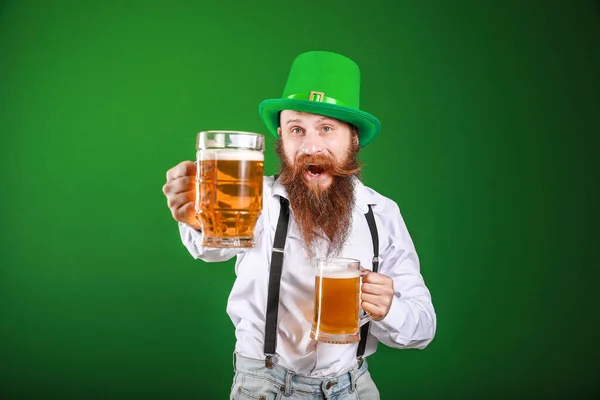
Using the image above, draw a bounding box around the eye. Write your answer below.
[290,127,304,135]
[322,125,333,133]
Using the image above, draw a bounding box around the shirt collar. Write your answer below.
[272,176,375,214]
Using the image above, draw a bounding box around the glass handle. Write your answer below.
[358,267,372,327]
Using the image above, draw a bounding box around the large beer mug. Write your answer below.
[195,131,265,248]
[311,258,372,344]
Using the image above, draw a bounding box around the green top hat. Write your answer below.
[259,51,381,147]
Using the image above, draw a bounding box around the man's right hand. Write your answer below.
[163,161,200,230]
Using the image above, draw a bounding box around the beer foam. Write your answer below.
[316,267,360,279]
[197,149,264,161]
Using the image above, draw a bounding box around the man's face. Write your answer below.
[277,110,358,190]
[275,110,362,257]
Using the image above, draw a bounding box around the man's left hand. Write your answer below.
[360,268,394,321]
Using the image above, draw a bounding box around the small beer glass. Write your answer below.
[311,257,372,344]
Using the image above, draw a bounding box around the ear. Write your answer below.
[352,132,359,146]
[277,127,282,138]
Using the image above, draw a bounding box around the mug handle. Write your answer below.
[359,266,372,327]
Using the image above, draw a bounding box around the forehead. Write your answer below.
[280,110,345,124]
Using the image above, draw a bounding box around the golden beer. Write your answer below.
[195,131,265,248]
[311,258,371,344]
[311,271,360,342]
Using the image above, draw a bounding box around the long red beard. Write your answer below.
[275,140,362,259]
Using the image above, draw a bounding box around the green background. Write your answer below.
[1,0,598,398]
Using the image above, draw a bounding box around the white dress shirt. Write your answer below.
[179,176,436,377]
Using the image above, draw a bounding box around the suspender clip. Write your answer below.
[265,354,274,369]
[357,356,364,369]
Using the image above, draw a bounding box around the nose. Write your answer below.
[299,129,325,156]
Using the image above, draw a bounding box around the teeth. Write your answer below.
[307,164,324,177]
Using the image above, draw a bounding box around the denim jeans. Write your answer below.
[230,353,380,400]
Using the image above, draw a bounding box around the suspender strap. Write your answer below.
[357,204,379,363]
[263,196,290,368]
[263,198,378,367]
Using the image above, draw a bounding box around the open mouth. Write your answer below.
[306,164,326,177]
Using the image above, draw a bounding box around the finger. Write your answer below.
[163,176,195,195]
[362,271,393,285]
[172,201,197,225]
[361,282,393,296]
[361,300,384,319]
[361,293,390,307]
[167,191,195,210]
[166,161,196,181]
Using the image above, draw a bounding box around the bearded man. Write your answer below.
[163,51,436,399]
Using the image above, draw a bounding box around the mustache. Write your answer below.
[282,153,361,183]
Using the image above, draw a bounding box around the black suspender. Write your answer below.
[357,204,379,365]
[263,197,290,368]
[263,198,379,368]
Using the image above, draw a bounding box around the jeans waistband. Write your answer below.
[233,353,369,398]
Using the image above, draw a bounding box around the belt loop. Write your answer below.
[320,380,331,400]
[284,370,293,396]
[232,352,236,372]
[349,367,357,393]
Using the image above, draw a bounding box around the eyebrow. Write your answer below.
[317,117,336,123]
